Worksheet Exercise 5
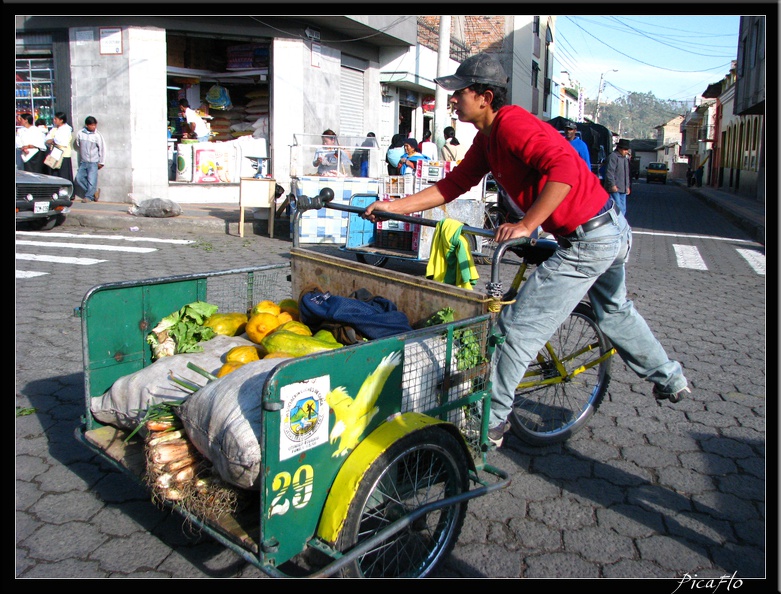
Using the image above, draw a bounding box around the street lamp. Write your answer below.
[595,69,617,123]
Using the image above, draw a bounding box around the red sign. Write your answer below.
[422,95,435,113]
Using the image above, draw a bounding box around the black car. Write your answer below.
[15,169,74,230]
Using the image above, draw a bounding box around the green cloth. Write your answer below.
[426,219,478,290]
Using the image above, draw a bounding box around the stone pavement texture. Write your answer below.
[63,180,766,245]
[18,178,767,580]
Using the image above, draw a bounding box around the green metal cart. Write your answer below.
[75,246,510,578]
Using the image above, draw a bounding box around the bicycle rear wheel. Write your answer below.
[356,253,389,267]
[508,301,612,445]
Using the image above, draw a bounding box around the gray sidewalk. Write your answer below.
[62,181,766,245]
[673,180,766,245]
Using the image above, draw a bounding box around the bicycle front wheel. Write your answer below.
[508,301,612,445]
[334,427,469,577]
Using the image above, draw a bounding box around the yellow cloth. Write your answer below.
[426,218,478,290]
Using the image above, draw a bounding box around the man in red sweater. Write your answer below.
[363,53,689,446]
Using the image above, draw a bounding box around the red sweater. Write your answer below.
[436,105,609,236]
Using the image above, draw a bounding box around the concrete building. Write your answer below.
[16,15,419,204]
[16,14,562,207]
[653,115,687,180]
[732,16,765,203]
[680,99,717,184]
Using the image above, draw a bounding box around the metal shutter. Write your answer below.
[340,66,364,137]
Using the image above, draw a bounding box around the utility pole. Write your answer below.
[434,15,451,155]
[594,69,617,123]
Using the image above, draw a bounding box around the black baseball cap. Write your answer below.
[435,53,509,91]
[565,121,578,130]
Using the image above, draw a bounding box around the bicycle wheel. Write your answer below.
[356,253,389,267]
[335,426,469,577]
[474,206,505,265]
[508,301,612,445]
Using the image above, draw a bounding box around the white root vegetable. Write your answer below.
[162,487,184,501]
[164,455,201,473]
[147,429,186,447]
[149,440,196,464]
[173,464,197,483]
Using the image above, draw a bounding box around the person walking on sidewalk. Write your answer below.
[363,52,690,447]
[604,138,632,216]
[74,116,106,202]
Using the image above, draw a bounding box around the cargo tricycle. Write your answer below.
[75,190,614,578]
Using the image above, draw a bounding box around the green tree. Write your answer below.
[585,92,690,139]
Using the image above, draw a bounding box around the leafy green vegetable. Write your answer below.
[424,307,484,370]
[453,328,483,370]
[147,301,219,360]
[423,307,455,327]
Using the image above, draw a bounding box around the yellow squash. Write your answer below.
[216,362,245,378]
[261,330,343,358]
[204,312,248,337]
[246,312,281,344]
[225,345,262,365]
[251,300,281,317]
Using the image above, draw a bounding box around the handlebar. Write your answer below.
[292,187,494,238]
[291,188,558,291]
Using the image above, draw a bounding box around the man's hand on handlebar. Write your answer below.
[494,221,535,243]
[362,200,393,223]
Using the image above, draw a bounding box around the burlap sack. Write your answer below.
[178,357,291,490]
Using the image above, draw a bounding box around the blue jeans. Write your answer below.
[75,161,99,200]
[610,191,627,216]
[488,208,687,427]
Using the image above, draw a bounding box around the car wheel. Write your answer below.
[29,217,58,231]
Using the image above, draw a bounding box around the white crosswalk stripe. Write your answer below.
[736,248,766,276]
[15,230,175,279]
[16,240,157,253]
[16,230,194,245]
[673,244,708,271]
[17,253,107,265]
[16,270,48,279]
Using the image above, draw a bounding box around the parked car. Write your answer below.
[15,169,74,230]
[646,162,669,184]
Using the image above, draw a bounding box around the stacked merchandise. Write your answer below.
[223,88,268,140]
[226,44,269,70]
[211,108,245,142]
[241,88,269,139]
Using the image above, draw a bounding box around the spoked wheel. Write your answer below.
[335,426,469,577]
[356,253,389,267]
[508,301,612,445]
[474,206,506,265]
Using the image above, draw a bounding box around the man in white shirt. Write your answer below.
[178,99,210,142]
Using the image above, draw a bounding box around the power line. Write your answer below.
[565,16,735,74]
[606,16,738,58]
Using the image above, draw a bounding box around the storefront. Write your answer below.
[16,16,418,205]
[164,33,273,190]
